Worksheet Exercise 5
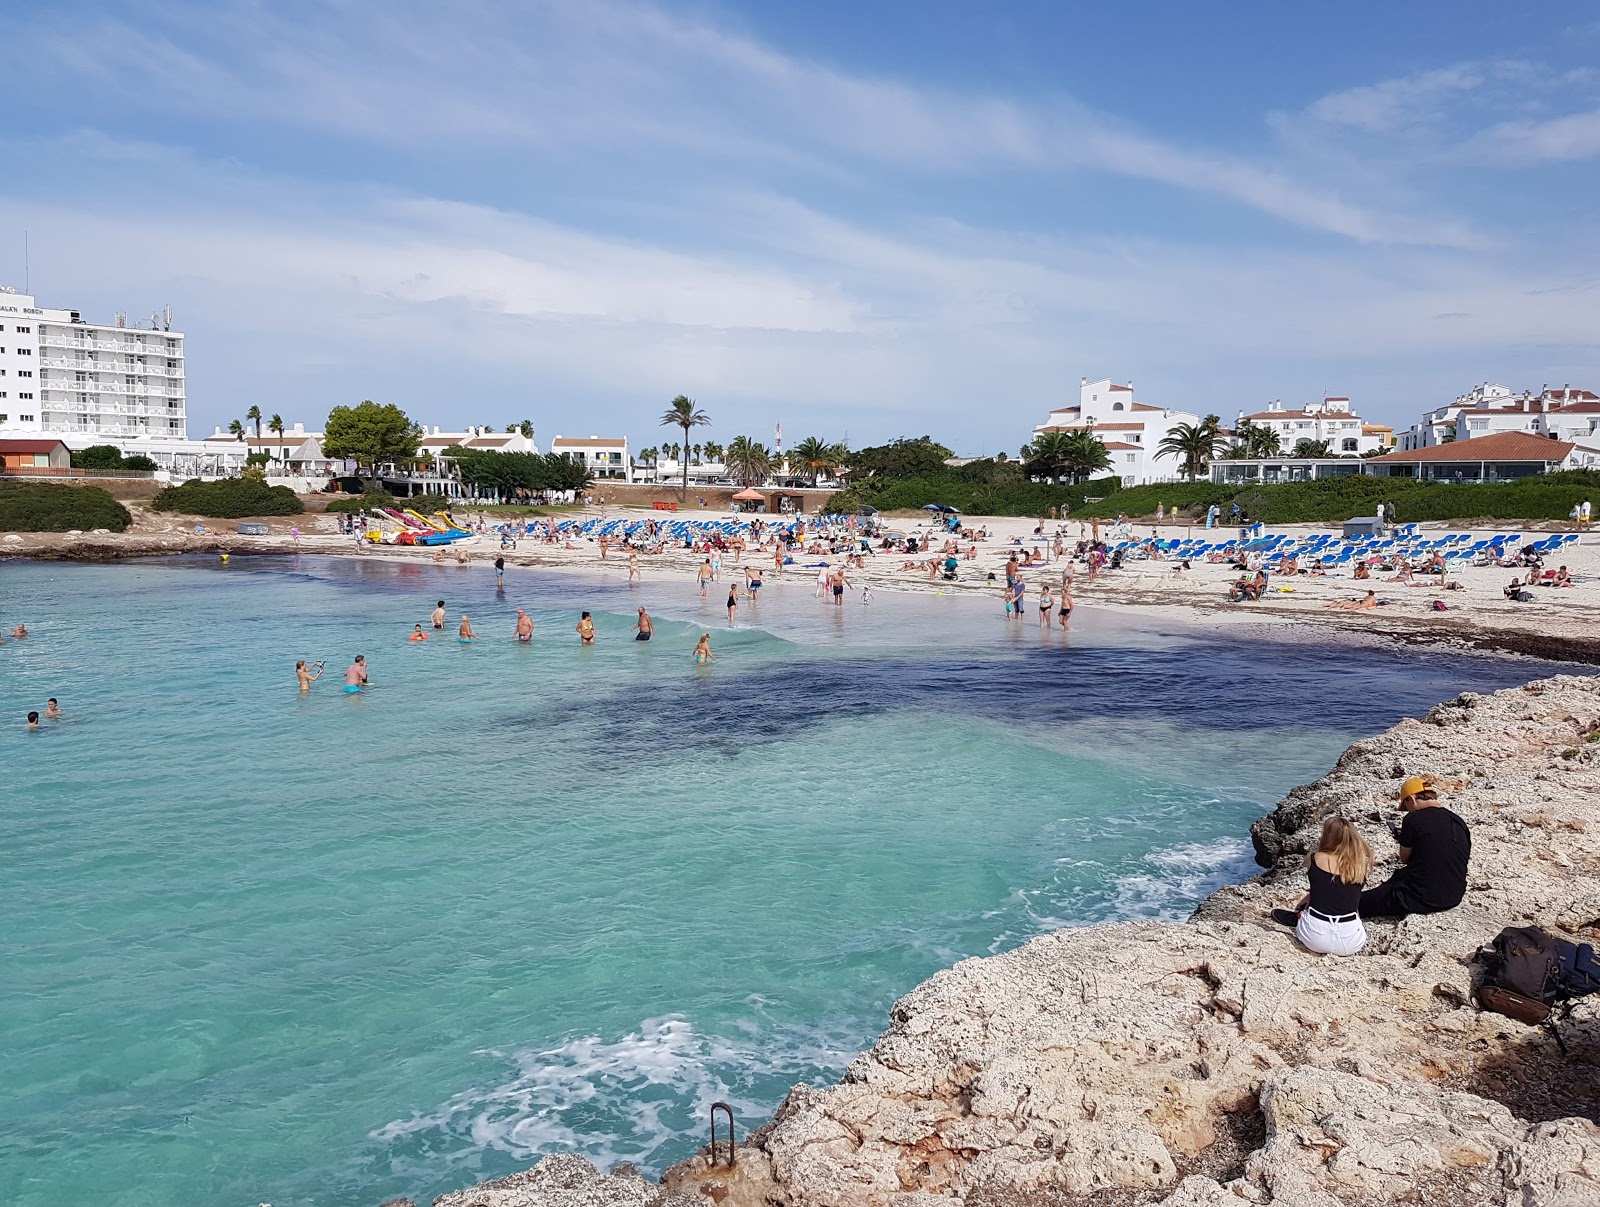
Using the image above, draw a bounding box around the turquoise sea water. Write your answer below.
[0,556,1557,1206]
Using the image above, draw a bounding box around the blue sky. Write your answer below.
[4,1,1600,453]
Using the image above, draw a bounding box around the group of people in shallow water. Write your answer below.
[295,595,719,692]
[1272,775,1472,956]
[4,623,57,729]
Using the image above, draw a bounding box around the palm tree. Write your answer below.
[1292,438,1334,458]
[691,443,703,465]
[246,405,262,439]
[1156,421,1225,482]
[228,418,245,441]
[1060,431,1112,482]
[269,413,286,465]
[659,395,710,496]
[724,435,773,486]
[790,435,836,486]
[703,440,724,466]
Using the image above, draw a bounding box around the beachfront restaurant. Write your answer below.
[1209,457,1366,484]
[1364,431,1576,482]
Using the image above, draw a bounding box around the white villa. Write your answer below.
[550,435,633,481]
[1236,397,1388,456]
[1033,377,1206,484]
[1397,383,1600,450]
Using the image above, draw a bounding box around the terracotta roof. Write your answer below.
[1045,422,1145,432]
[1108,384,1132,392]
[1130,402,1163,412]
[1099,441,1141,450]
[1372,431,1576,463]
[1242,409,1363,422]
[1554,402,1600,414]
[551,437,627,448]
[467,436,516,446]
[0,438,68,453]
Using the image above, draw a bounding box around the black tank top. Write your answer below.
[1308,860,1362,916]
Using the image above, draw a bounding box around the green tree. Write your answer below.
[71,445,125,470]
[246,405,262,439]
[1060,431,1112,482]
[228,419,245,441]
[323,400,421,481]
[847,436,954,480]
[703,440,724,465]
[724,435,773,486]
[1023,431,1070,482]
[1156,421,1225,482]
[1291,438,1335,458]
[122,454,157,471]
[659,395,710,496]
[790,435,838,486]
[1230,418,1281,459]
[269,413,286,462]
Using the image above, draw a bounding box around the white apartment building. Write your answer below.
[1397,383,1600,450]
[0,287,186,441]
[415,426,540,459]
[1236,397,1382,455]
[550,435,633,481]
[1033,377,1205,483]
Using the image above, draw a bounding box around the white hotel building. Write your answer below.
[0,288,186,440]
[1033,377,1206,484]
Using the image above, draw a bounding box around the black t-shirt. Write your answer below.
[1396,806,1471,910]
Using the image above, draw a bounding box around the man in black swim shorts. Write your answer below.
[633,607,653,641]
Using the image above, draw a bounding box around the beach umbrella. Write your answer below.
[921,504,942,512]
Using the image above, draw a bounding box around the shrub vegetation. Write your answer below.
[151,477,304,518]
[0,482,133,532]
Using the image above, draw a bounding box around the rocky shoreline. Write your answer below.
[414,675,1600,1207]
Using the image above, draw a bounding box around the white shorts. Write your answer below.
[1296,912,1367,957]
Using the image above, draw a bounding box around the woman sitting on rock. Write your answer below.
[1273,816,1372,956]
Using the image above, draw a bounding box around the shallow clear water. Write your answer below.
[0,556,1555,1206]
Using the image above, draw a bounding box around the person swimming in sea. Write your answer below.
[409,625,428,642]
[633,607,653,641]
[10,623,27,639]
[431,600,446,629]
[44,698,61,718]
[296,659,325,691]
[577,611,596,645]
[27,710,41,729]
[515,609,534,643]
[459,615,477,642]
[344,655,368,692]
[693,633,715,663]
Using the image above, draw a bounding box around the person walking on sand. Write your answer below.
[343,655,368,693]
[693,632,716,663]
[431,600,446,630]
[628,552,640,584]
[633,607,653,641]
[576,612,596,645]
[515,609,534,643]
[458,615,477,641]
[1057,580,1073,630]
[697,559,714,597]
[296,659,324,692]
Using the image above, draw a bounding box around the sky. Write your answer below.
[4,1,1600,454]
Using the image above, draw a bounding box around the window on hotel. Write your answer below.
[18,370,31,378]
[17,348,30,355]
[20,393,33,400]
[16,326,30,334]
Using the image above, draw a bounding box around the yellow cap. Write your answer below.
[1399,776,1433,800]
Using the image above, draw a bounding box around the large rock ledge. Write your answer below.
[424,676,1600,1207]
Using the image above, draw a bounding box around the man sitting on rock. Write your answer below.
[1358,776,1471,919]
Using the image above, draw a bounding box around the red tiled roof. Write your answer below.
[1047,422,1145,431]
[1130,402,1163,411]
[0,438,68,453]
[1100,441,1141,450]
[1242,409,1363,421]
[1372,431,1575,463]
[1108,384,1132,391]
[1554,402,1600,414]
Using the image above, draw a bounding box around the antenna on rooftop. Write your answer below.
[115,311,127,328]
[23,230,28,294]
[163,305,172,331]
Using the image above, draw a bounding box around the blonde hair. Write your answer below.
[1317,816,1373,886]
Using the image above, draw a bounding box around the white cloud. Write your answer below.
[1301,64,1486,133]
[5,0,1474,247]
[1478,110,1600,162]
